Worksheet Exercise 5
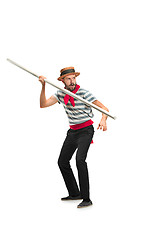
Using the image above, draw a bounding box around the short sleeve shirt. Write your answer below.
[54,87,97,125]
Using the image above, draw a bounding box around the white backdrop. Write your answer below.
[0,0,160,239]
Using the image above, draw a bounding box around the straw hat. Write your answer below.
[57,67,80,81]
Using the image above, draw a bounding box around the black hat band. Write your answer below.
[60,69,75,76]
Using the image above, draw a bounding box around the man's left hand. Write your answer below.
[97,118,107,131]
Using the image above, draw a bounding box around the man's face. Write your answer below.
[63,74,77,91]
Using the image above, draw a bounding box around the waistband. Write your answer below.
[69,119,94,130]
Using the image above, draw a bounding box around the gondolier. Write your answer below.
[39,66,109,208]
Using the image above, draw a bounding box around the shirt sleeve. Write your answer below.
[83,90,97,103]
[53,91,61,104]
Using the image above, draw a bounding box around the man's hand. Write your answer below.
[39,75,46,86]
[97,118,107,131]
[92,100,109,131]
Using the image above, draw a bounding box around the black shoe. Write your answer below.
[77,200,93,208]
[61,195,82,201]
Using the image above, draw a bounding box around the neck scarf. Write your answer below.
[64,84,80,107]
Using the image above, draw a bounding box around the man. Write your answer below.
[39,67,109,208]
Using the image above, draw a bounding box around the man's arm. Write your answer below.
[39,76,58,108]
[92,100,109,131]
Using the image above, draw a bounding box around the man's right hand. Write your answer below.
[39,75,46,86]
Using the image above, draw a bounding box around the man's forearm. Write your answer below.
[93,100,109,120]
[40,84,46,108]
[102,112,108,121]
[102,105,109,120]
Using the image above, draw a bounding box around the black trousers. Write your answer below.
[58,125,94,200]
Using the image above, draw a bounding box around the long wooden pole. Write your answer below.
[7,58,116,120]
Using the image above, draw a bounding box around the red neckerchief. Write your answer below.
[64,84,80,107]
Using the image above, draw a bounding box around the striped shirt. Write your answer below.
[54,87,97,125]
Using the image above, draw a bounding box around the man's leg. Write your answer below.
[76,126,94,201]
[58,131,80,197]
